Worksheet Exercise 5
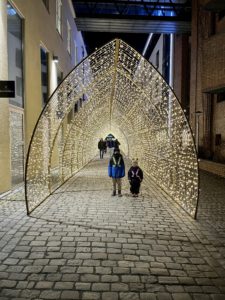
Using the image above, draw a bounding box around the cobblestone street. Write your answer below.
[0,156,225,300]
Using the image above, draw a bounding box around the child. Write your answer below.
[128,158,143,197]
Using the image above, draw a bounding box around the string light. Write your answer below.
[25,39,198,218]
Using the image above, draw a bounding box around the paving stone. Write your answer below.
[172,293,192,300]
[150,268,169,276]
[80,274,99,282]
[131,268,150,275]
[46,273,62,281]
[0,280,17,288]
[192,294,211,300]
[119,292,139,299]
[23,266,43,273]
[61,273,80,282]
[122,275,140,283]
[130,282,145,291]
[101,275,119,282]
[140,293,157,300]
[20,289,41,298]
[82,292,100,299]
[54,281,74,289]
[102,292,119,300]
[111,283,129,291]
[113,267,129,274]
[92,283,110,291]
[156,293,172,300]
[8,273,27,280]
[39,290,61,299]
[3,258,19,265]
[102,260,117,267]
[96,267,111,274]
[158,276,179,284]
[211,295,225,300]
[35,281,54,289]
[83,260,100,266]
[60,290,80,299]
[75,282,91,290]
[77,267,94,274]
[92,253,107,260]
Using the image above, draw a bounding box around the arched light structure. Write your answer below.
[25,39,199,218]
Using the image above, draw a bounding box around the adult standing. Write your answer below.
[114,139,120,150]
[98,138,105,159]
[108,148,125,196]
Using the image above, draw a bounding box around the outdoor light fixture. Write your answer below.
[53,55,59,63]
[25,39,198,218]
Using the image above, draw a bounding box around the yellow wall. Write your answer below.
[0,0,11,193]
[12,0,77,151]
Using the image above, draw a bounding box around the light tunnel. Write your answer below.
[25,39,199,218]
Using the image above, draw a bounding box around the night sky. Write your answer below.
[82,32,149,56]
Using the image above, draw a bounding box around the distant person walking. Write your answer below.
[98,138,105,159]
[128,158,143,197]
[108,148,125,197]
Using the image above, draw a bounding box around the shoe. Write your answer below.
[118,190,122,197]
[132,194,135,197]
[112,191,116,196]
[135,194,138,197]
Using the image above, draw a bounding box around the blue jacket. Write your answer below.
[108,154,125,178]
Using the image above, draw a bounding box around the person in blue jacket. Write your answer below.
[108,148,125,197]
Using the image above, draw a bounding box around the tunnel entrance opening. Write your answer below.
[25,39,198,218]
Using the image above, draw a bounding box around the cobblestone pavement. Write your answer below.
[197,171,225,238]
[0,156,225,300]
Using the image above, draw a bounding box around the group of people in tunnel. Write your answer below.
[98,137,120,159]
[98,138,143,197]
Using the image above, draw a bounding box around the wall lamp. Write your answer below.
[53,55,59,63]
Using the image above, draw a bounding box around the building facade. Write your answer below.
[0,0,87,194]
[148,0,225,177]
[190,0,225,176]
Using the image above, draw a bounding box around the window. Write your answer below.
[7,2,24,108]
[40,47,49,106]
[42,0,49,12]
[74,41,78,65]
[57,67,63,86]
[56,0,62,35]
[217,92,225,103]
[16,48,22,68]
[218,10,225,21]
[16,76,22,96]
[156,50,159,69]
[67,21,71,54]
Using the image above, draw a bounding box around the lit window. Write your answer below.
[67,21,71,54]
[56,0,62,35]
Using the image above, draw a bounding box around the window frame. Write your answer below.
[56,0,62,36]
[67,20,71,54]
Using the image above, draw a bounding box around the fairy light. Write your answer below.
[25,39,198,218]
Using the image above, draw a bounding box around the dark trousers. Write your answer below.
[130,179,141,194]
[100,149,104,159]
